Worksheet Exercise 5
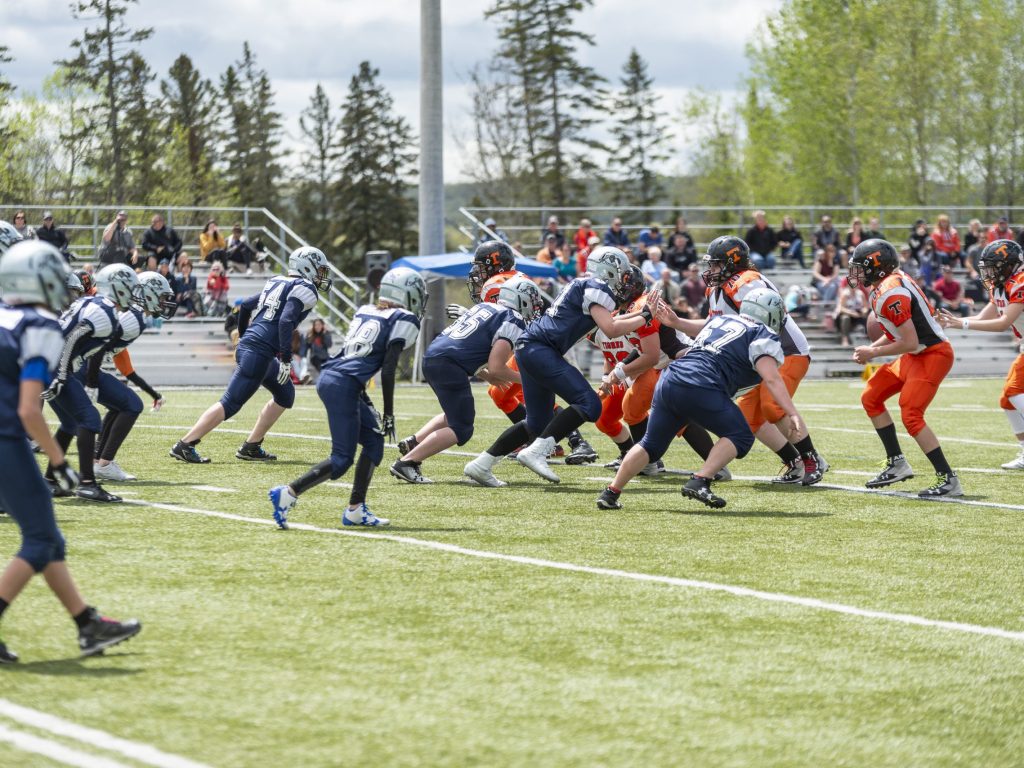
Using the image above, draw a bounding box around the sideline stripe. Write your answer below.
[0,722,127,768]
[122,499,1024,643]
[0,700,210,768]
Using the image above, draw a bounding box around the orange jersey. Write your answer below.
[706,268,810,356]
[870,270,947,352]
[112,349,134,377]
[993,270,1024,339]
[481,270,529,304]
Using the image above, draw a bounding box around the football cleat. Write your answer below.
[342,503,389,527]
[713,467,732,482]
[268,485,297,529]
[1001,448,1024,470]
[596,486,622,510]
[564,439,598,465]
[397,435,418,456]
[93,461,136,482]
[550,444,566,458]
[639,459,665,476]
[75,483,122,503]
[389,459,432,484]
[464,457,507,487]
[771,457,805,484]
[800,452,828,486]
[918,472,963,498]
[77,609,141,658]
[681,476,726,509]
[170,440,211,464]
[866,455,914,488]
[46,478,73,497]
[236,442,277,461]
[603,455,624,469]
[0,639,17,664]
[517,438,561,483]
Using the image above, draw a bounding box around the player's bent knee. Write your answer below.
[901,409,926,437]
[861,389,884,417]
[453,423,474,446]
[362,432,385,466]
[732,431,756,459]
[273,387,295,410]
[575,394,602,423]
[329,454,354,479]
[219,395,242,420]
[18,533,66,573]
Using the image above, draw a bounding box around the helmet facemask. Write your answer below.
[701,255,726,288]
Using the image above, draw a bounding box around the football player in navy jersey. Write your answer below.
[597,289,812,510]
[170,246,331,464]
[390,276,543,484]
[0,241,140,663]
[463,246,654,486]
[269,267,424,529]
[43,263,138,503]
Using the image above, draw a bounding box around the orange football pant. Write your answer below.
[738,354,810,432]
[622,368,659,426]
[488,355,524,414]
[1000,353,1024,410]
[861,341,954,437]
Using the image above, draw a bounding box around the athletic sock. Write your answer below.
[628,417,648,445]
[73,607,94,630]
[540,406,587,442]
[100,411,138,462]
[775,442,800,463]
[97,410,116,458]
[682,422,714,460]
[46,429,76,479]
[348,451,376,507]
[77,429,96,483]
[567,429,584,449]
[506,404,527,424]
[291,459,333,496]
[617,436,635,457]
[875,423,902,459]
[793,435,816,457]
[487,420,533,458]
[925,446,953,476]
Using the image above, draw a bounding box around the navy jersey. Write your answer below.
[323,304,420,384]
[105,306,146,356]
[0,304,64,438]
[59,295,118,372]
[524,277,617,355]
[662,314,784,397]
[425,302,525,375]
[241,275,319,357]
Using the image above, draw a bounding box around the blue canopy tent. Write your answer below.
[390,251,558,279]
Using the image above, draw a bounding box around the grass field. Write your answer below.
[1,378,1023,767]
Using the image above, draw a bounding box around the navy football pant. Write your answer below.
[422,354,475,445]
[317,370,384,479]
[0,437,66,572]
[639,379,755,463]
[49,375,101,434]
[515,342,601,436]
[220,343,295,419]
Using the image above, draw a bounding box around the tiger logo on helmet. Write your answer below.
[468,240,516,303]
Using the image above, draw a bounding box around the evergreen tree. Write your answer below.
[0,46,14,142]
[295,84,339,248]
[607,49,669,211]
[59,0,153,203]
[682,92,744,224]
[161,54,218,207]
[120,52,160,204]
[44,68,100,201]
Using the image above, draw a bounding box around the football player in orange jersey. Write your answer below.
[937,239,1024,469]
[848,239,961,496]
[659,236,827,485]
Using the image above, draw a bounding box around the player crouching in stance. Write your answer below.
[0,242,140,663]
[268,268,424,529]
[597,289,808,510]
[463,246,654,487]
[391,277,542,483]
[937,239,1024,469]
[170,247,330,464]
[849,239,961,497]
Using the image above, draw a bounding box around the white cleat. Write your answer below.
[343,503,389,527]
[463,457,508,488]
[93,461,137,482]
[1001,449,1024,470]
[639,460,665,476]
[866,455,914,488]
[516,438,560,483]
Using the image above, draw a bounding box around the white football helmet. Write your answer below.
[95,264,141,310]
[740,287,785,334]
[288,246,332,292]
[496,276,544,323]
[137,271,178,318]
[378,267,427,317]
[587,246,631,297]
[0,219,23,256]
[0,240,73,312]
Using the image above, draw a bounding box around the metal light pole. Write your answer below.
[420,0,446,342]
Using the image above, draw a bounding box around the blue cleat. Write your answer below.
[342,503,389,527]
[268,485,297,530]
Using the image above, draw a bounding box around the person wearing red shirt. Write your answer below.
[574,218,597,254]
[986,216,1015,244]
[932,214,963,267]
[932,265,970,316]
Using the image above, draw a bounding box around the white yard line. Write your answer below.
[0,722,128,768]
[0,699,210,768]
[190,485,236,493]
[121,498,1024,643]
[812,425,1012,447]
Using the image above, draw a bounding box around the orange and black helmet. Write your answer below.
[849,239,898,288]
[977,239,1023,289]
[74,268,95,296]
[701,235,750,287]
[468,240,516,302]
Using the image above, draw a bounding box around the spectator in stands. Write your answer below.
[834,282,868,347]
[637,223,663,259]
[199,219,228,268]
[933,264,971,317]
[917,235,939,287]
[744,210,777,270]
[681,263,706,316]
[542,215,565,249]
[98,210,138,267]
[535,233,562,265]
[776,215,804,267]
[812,247,840,302]
[141,214,183,270]
[554,248,576,283]
[931,214,962,267]
[204,262,230,317]
[11,211,35,240]
[665,232,695,273]
[573,218,597,254]
[898,243,919,279]
[36,211,71,261]
[844,217,869,254]
[813,215,841,255]
[225,224,258,275]
[986,215,1014,243]
[477,217,509,245]
[668,218,697,265]
[964,218,984,261]
[603,217,630,248]
[785,284,811,320]
[577,234,600,275]
[866,216,884,240]
[654,267,680,304]
[908,219,930,259]
[305,318,333,381]
[641,246,669,284]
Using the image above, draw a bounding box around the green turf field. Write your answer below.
[1,379,1023,767]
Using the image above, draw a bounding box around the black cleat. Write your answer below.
[78,609,141,658]
[603,455,624,469]
[75,482,122,503]
[397,435,418,456]
[390,459,433,484]
[681,476,726,508]
[235,441,277,461]
[565,439,599,465]
[800,452,829,486]
[0,640,17,664]
[596,486,622,510]
[170,440,211,464]
[46,478,73,498]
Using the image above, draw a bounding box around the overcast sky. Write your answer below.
[1,0,781,180]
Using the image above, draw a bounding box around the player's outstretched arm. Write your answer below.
[940,300,1020,332]
[590,304,647,340]
[754,356,806,441]
[654,302,706,338]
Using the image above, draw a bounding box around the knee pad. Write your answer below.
[18,531,67,573]
[900,407,926,437]
[575,394,602,424]
[272,383,295,410]
[329,453,354,480]
[122,388,143,415]
[452,422,474,446]
[733,430,756,459]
